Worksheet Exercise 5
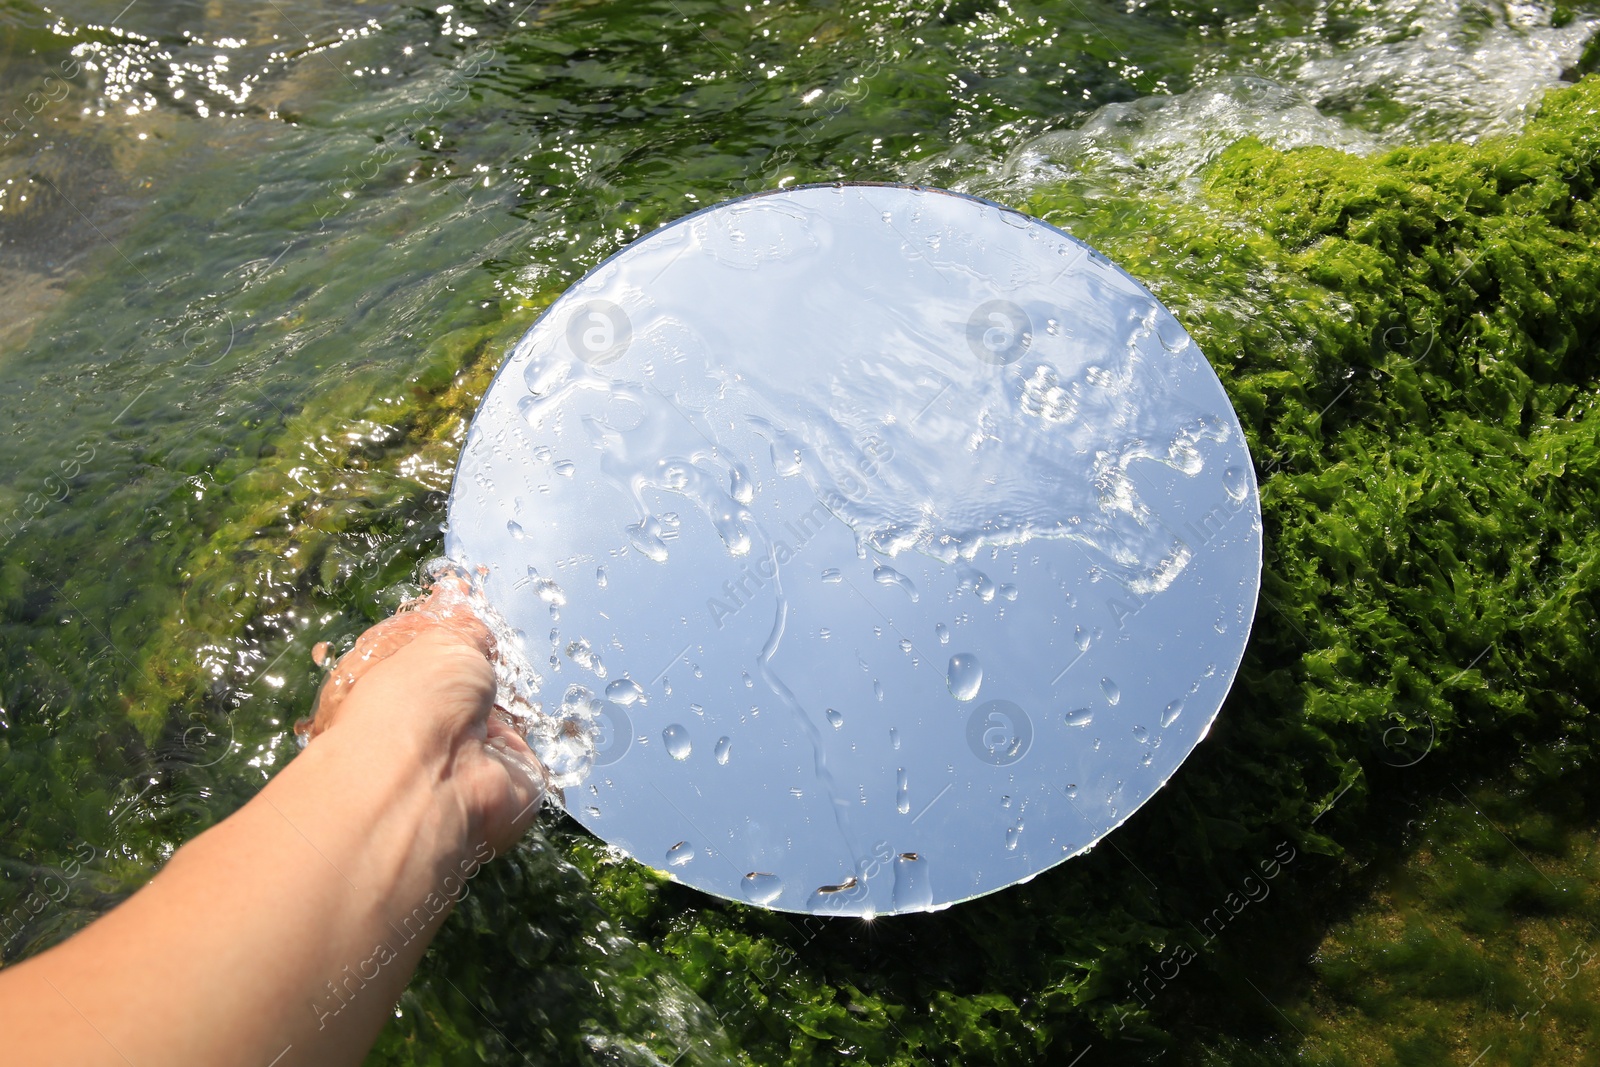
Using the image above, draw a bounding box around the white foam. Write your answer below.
[981,0,1597,201]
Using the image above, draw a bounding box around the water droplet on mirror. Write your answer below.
[714,736,731,765]
[742,671,754,688]
[1161,698,1184,727]
[1006,824,1023,851]
[936,623,950,645]
[1223,466,1249,504]
[595,566,607,588]
[947,653,982,701]
[507,520,525,540]
[893,853,933,910]
[565,638,606,678]
[899,638,913,653]
[526,698,595,787]
[554,460,576,478]
[742,872,783,905]
[1132,725,1149,743]
[873,563,918,601]
[814,875,858,897]
[896,767,910,814]
[530,574,566,607]
[605,677,645,705]
[667,841,694,867]
[626,518,669,562]
[874,680,884,702]
[1100,678,1120,705]
[730,463,755,504]
[826,707,843,729]
[821,568,842,583]
[1065,708,1093,727]
[890,727,900,750]
[999,584,1018,601]
[974,574,996,603]
[663,723,691,760]
[1074,626,1091,652]
[712,507,751,556]
[523,355,570,399]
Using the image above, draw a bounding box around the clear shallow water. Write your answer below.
[0,0,1596,1062]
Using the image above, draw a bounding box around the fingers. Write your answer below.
[419,598,493,660]
[352,628,498,728]
[483,720,550,845]
[486,716,541,764]
[404,576,494,657]
[307,576,496,738]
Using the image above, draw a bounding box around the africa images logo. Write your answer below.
[967,299,1032,365]
[566,299,633,366]
[590,700,634,767]
[966,699,1033,766]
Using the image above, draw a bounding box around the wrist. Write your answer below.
[282,716,476,893]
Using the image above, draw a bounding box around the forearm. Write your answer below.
[0,723,482,1067]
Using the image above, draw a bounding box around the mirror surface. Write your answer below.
[447,184,1262,915]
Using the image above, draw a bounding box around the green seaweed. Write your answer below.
[380,73,1600,1065]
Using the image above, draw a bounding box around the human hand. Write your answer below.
[298,576,548,853]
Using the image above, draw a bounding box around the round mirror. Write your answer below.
[447,183,1262,915]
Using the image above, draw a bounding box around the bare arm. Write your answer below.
[0,581,547,1067]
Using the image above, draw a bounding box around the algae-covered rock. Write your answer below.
[383,75,1600,1064]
